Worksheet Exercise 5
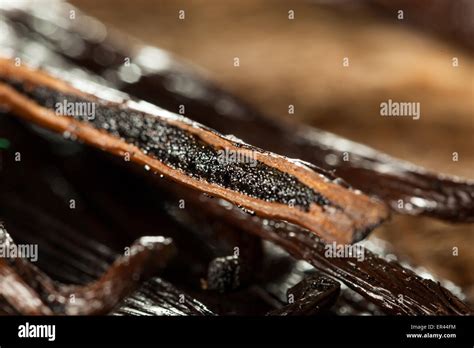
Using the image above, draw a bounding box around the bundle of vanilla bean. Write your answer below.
[0,2,472,316]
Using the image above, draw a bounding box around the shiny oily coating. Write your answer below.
[3,78,330,211]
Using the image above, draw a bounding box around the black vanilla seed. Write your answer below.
[2,79,331,211]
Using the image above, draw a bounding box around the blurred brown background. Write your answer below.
[70,0,474,301]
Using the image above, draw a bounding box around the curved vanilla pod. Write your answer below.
[261,222,473,315]
[0,225,176,315]
[2,3,471,222]
[0,59,388,244]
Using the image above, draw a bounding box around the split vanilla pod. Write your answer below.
[3,2,472,222]
[0,58,389,245]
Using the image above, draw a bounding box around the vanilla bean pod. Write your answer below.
[262,223,472,315]
[0,225,176,315]
[0,59,388,244]
[2,3,472,222]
